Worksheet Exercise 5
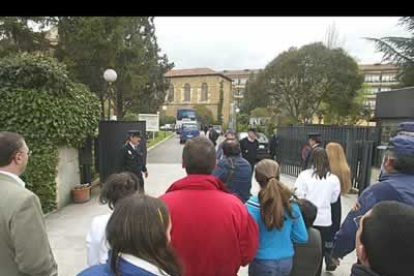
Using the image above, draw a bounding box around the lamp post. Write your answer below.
[235,107,240,133]
[103,69,117,120]
[162,105,167,137]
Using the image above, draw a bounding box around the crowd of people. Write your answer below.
[1,122,414,276]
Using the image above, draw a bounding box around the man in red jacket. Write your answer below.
[160,136,259,276]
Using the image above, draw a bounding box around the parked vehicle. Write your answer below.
[237,132,271,161]
[176,109,197,134]
[180,123,200,144]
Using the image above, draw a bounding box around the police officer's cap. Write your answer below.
[127,130,142,137]
[308,132,321,138]
[377,135,414,156]
[397,122,414,134]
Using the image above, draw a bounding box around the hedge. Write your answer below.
[0,53,100,213]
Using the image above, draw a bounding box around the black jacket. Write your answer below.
[302,143,322,170]
[350,264,381,276]
[117,143,147,179]
[239,137,259,167]
[269,134,279,157]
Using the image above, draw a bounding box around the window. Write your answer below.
[168,84,174,102]
[365,74,380,83]
[184,83,191,102]
[240,78,247,85]
[201,83,208,101]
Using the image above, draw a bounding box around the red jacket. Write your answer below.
[160,175,259,276]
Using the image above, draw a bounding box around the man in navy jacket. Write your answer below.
[213,139,252,203]
[330,134,414,269]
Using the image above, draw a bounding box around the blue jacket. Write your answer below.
[332,172,414,259]
[77,256,166,276]
[246,196,308,260]
[212,155,252,203]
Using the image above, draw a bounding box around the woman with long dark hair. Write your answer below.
[294,148,341,272]
[246,159,308,276]
[78,193,182,276]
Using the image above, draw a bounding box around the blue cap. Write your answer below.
[378,135,414,156]
[226,129,234,135]
[397,122,414,133]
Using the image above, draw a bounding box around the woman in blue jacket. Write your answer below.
[246,159,308,276]
[78,194,182,276]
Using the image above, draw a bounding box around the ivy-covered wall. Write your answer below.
[0,53,100,213]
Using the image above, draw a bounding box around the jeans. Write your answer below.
[249,258,293,276]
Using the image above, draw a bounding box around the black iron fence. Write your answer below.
[276,125,380,194]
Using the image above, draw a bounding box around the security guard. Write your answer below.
[301,132,322,170]
[117,130,148,190]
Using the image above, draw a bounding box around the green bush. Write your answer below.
[0,53,100,213]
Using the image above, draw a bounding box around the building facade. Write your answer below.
[221,69,261,108]
[359,64,399,112]
[163,68,233,125]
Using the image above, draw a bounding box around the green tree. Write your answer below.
[264,43,363,124]
[366,17,414,87]
[241,70,267,114]
[250,107,269,118]
[0,17,53,57]
[194,105,214,126]
[217,80,224,124]
[55,17,173,120]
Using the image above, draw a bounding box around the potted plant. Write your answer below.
[71,183,91,203]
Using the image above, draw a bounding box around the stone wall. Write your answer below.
[165,75,233,124]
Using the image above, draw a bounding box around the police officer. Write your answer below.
[117,130,148,190]
[301,132,322,170]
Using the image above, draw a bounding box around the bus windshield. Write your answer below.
[177,109,196,120]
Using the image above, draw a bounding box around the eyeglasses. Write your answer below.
[354,215,363,229]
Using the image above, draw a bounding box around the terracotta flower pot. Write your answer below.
[71,184,91,203]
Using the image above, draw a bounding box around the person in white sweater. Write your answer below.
[86,172,143,266]
[294,147,340,272]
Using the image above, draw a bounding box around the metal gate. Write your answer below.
[276,125,378,193]
[97,120,147,183]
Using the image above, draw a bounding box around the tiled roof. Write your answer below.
[221,69,262,78]
[164,68,233,81]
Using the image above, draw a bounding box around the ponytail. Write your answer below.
[258,178,295,231]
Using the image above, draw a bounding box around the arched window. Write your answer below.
[201,83,208,101]
[184,83,191,102]
[168,84,174,102]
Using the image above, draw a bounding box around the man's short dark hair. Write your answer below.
[297,199,318,229]
[392,152,414,174]
[361,201,414,276]
[183,137,216,174]
[0,132,24,167]
[222,139,241,157]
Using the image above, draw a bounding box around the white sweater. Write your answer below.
[86,213,111,266]
[294,169,341,227]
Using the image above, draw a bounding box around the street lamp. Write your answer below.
[103,69,117,120]
[235,107,240,133]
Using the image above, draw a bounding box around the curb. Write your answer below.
[147,133,175,152]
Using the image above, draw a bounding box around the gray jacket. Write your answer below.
[290,227,322,276]
[0,173,57,276]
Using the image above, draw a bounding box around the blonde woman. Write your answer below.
[325,142,351,271]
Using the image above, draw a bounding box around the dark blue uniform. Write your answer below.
[117,142,147,189]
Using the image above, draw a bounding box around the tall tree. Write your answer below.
[55,17,173,119]
[263,43,363,124]
[241,70,267,114]
[366,17,414,87]
[0,17,53,57]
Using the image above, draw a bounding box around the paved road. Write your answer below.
[147,133,183,164]
[46,134,356,276]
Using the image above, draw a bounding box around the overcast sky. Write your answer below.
[154,17,409,71]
